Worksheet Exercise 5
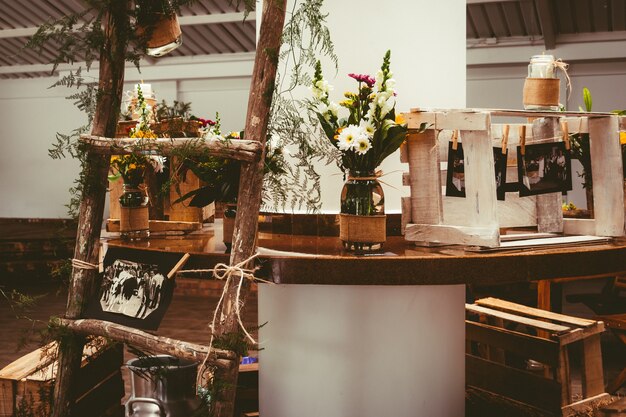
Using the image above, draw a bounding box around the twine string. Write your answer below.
[554,59,571,99]
[71,258,99,270]
[196,253,271,388]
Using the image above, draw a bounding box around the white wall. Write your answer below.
[302,0,467,212]
[0,77,84,218]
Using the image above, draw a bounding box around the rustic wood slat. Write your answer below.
[562,393,612,417]
[557,322,606,346]
[405,223,499,247]
[475,297,597,327]
[558,345,572,405]
[581,333,605,398]
[461,125,499,230]
[532,118,563,233]
[589,116,624,236]
[58,318,236,369]
[466,320,560,366]
[466,304,572,333]
[106,219,202,233]
[73,371,124,417]
[79,135,263,162]
[406,130,442,225]
[466,354,562,413]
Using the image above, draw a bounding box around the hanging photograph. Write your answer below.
[493,147,508,201]
[85,247,189,331]
[517,142,572,197]
[445,141,465,197]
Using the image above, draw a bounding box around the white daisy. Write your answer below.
[354,137,372,155]
[359,119,376,137]
[337,124,365,151]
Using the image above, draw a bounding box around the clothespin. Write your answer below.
[501,125,509,155]
[519,125,526,156]
[561,120,570,150]
[451,129,459,150]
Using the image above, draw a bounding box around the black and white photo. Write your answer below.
[86,247,188,330]
[446,141,465,197]
[493,147,508,201]
[517,142,572,197]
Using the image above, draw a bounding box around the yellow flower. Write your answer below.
[129,163,137,170]
[333,127,344,140]
[395,113,406,124]
[620,131,626,145]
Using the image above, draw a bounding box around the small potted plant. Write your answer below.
[153,100,202,137]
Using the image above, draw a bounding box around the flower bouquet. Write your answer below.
[311,50,418,251]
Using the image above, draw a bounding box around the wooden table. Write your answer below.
[107,219,626,417]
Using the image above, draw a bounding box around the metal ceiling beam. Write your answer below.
[535,0,556,50]
[0,12,254,40]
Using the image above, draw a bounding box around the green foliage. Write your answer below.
[155,99,193,121]
[583,87,592,112]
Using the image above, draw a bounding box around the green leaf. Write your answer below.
[583,87,592,112]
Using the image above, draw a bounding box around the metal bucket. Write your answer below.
[126,355,200,417]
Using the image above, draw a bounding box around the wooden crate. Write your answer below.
[466,297,610,416]
[400,109,625,247]
[0,339,123,417]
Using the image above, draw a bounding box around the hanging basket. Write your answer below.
[137,12,183,57]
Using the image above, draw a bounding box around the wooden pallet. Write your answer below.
[0,339,123,417]
[400,109,625,247]
[466,297,610,416]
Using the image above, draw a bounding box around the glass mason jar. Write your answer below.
[119,183,150,240]
[523,54,560,111]
[340,171,385,251]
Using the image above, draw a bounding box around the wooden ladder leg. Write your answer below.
[52,2,129,416]
[209,1,287,417]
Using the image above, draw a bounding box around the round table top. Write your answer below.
[106,218,626,286]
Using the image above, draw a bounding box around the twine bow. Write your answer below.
[71,258,99,270]
[197,253,271,387]
[554,58,572,99]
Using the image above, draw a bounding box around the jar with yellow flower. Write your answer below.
[110,154,150,240]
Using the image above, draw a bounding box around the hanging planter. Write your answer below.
[136,1,183,57]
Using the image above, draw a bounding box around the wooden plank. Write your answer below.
[563,218,597,235]
[557,322,606,345]
[401,171,410,186]
[558,346,572,406]
[399,142,408,163]
[563,117,589,134]
[106,219,201,233]
[79,135,263,162]
[475,297,597,327]
[443,196,538,228]
[406,130,443,225]
[403,111,436,130]
[581,333,605,398]
[466,304,572,333]
[462,126,499,233]
[405,223,499,247]
[466,354,562,413]
[532,118,563,233]
[466,321,560,366]
[168,157,204,222]
[405,109,490,131]
[589,116,625,236]
[562,393,611,417]
[401,197,411,235]
[0,342,56,380]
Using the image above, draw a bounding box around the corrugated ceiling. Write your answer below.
[0,0,256,79]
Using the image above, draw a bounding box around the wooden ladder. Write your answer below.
[51,2,287,417]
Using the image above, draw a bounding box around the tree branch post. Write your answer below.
[52,2,129,416]
[210,1,287,416]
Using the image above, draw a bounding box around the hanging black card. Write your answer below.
[517,142,572,197]
[493,147,508,201]
[445,141,465,197]
[85,247,189,331]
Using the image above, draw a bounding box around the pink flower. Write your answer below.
[348,73,375,87]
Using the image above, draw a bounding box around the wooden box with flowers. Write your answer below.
[311,51,426,251]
